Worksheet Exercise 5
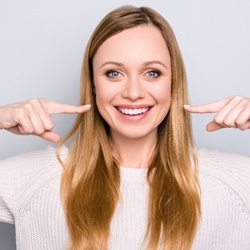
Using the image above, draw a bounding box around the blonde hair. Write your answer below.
[58,5,200,250]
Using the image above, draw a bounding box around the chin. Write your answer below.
[115,128,157,140]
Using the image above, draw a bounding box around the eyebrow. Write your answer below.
[144,60,168,69]
[100,60,168,69]
[100,61,123,68]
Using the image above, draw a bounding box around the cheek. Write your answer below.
[94,80,107,104]
[95,86,112,106]
[155,83,171,104]
[93,82,106,118]
[155,83,172,118]
[95,96,110,126]
[94,83,114,121]
[95,91,106,116]
[94,79,121,105]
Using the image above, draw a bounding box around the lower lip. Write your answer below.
[116,108,152,121]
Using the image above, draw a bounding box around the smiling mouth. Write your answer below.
[116,107,151,115]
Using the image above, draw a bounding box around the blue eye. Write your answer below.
[106,70,120,78]
[147,70,160,78]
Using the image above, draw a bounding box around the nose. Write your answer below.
[121,76,145,100]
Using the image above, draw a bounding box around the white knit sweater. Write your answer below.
[0,146,249,250]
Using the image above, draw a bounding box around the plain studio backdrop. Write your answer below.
[0,0,249,249]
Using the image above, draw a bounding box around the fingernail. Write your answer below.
[183,104,190,108]
[83,104,91,108]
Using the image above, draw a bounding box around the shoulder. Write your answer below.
[0,145,69,223]
[0,145,69,178]
[197,148,250,178]
[197,148,250,217]
[0,146,69,199]
[197,148,250,188]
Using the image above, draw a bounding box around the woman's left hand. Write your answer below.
[184,96,250,131]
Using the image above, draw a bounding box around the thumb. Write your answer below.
[206,121,224,132]
[39,131,61,143]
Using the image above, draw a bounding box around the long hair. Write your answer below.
[58,5,200,250]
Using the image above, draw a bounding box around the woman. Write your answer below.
[0,5,249,250]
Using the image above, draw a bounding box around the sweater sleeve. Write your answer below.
[0,146,68,224]
[0,154,20,224]
[198,148,250,217]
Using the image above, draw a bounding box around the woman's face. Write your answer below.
[93,25,172,141]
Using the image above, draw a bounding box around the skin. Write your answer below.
[0,98,91,143]
[93,25,172,168]
[0,29,249,164]
[184,96,250,131]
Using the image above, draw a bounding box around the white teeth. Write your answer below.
[118,107,149,115]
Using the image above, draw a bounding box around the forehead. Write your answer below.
[93,25,170,67]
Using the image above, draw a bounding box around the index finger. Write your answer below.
[183,97,231,114]
[41,99,91,114]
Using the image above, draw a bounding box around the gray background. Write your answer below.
[0,0,249,249]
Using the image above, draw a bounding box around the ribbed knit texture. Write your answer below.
[0,146,249,249]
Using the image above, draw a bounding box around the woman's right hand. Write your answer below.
[0,98,91,142]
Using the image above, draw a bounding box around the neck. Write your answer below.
[109,132,157,169]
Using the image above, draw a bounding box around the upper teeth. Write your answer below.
[118,107,149,115]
